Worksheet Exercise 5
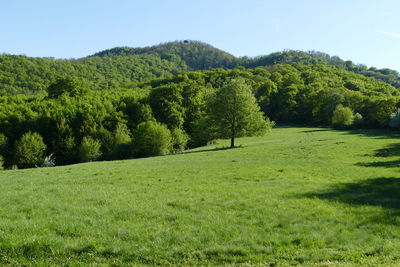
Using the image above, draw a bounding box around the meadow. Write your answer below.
[1,126,400,266]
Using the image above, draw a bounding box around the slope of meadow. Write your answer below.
[1,126,400,265]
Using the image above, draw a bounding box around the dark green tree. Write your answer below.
[47,77,89,98]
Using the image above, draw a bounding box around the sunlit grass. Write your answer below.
[1,126,400,265]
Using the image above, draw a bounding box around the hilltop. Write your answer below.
[1,40,400,95]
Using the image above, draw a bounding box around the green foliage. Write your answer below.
[2,42,400,97]
[0,155,3,170]
[0,133,8,156]
[54,136,77,165]
[171,128,189,152]
[132,121,172,157]
[332,104,355,129]
[0,61,398,167]
[206,78,272,148]
[93,40,237,70]
[246,50,400,88]
[149,84,185,129]
[47,77,89,98]
[78,136,102,162]
[0,53,185,95]
[354,112,364,127]
[14,132,47,169]
[111,123,132,159]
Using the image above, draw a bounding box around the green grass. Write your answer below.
[1,126,400,266]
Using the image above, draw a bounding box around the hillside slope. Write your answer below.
[1,127,400,265]
[91,40,238,70]
[2,40,400,95]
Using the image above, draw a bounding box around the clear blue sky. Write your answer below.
[2,0,400,71]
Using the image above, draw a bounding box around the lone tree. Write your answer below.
[207,78,274,148]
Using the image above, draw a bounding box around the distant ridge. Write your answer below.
[0,40,400,95]
[90,40,238,70]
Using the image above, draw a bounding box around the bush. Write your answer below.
[171,128,189,153]
[389,109,400,129]
[331,104,354,129]
[14,132,47,169]
[0,155,3,170]
[78,136,102,162]
[132,121,172,157]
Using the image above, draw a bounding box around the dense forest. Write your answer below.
[0,60,399,169]
[1,41,400,169]
[2,41,400,96]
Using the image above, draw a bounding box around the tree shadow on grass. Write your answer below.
[339,128,400,139]
[302,129,330,133]
[356,143,400,168]
[180,146,244,155]
[356,160,400,168]
[305,177,400,221]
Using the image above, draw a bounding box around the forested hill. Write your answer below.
[91,41,238,70]
[0,53,186,95]
[245,50,400,88]
[92,41,400,88]
[1,40,400,95]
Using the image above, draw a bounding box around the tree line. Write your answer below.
[0,63,399,170]
[2,41,400,97]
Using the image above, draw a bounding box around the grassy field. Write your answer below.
[1,126,400,266]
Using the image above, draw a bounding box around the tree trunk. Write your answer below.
[230,136,235,148]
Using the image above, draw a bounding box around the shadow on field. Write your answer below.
[356,143,400,168]
[339,128,400,139]
[181,146,243,155]
[306,177,400,217]
[302,129,330,133]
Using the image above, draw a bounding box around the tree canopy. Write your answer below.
[206,78,273,148]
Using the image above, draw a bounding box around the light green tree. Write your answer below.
[14,132,47,168]
[132,121,172,157]
[331,104,354,128]
[78,136,102,162]
[207,78,274,148]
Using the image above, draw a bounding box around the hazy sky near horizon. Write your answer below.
[2,0,400,70]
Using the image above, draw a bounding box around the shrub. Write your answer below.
[331,104,354,129]
[132,121,172,157]
[171,128,189,153]
[78,136,102,162]
[389,109,400,129]
[14,132,47,169]
[112,123,133,159]
[0,134,7,167]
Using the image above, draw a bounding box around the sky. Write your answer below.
[1,0,400,71]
